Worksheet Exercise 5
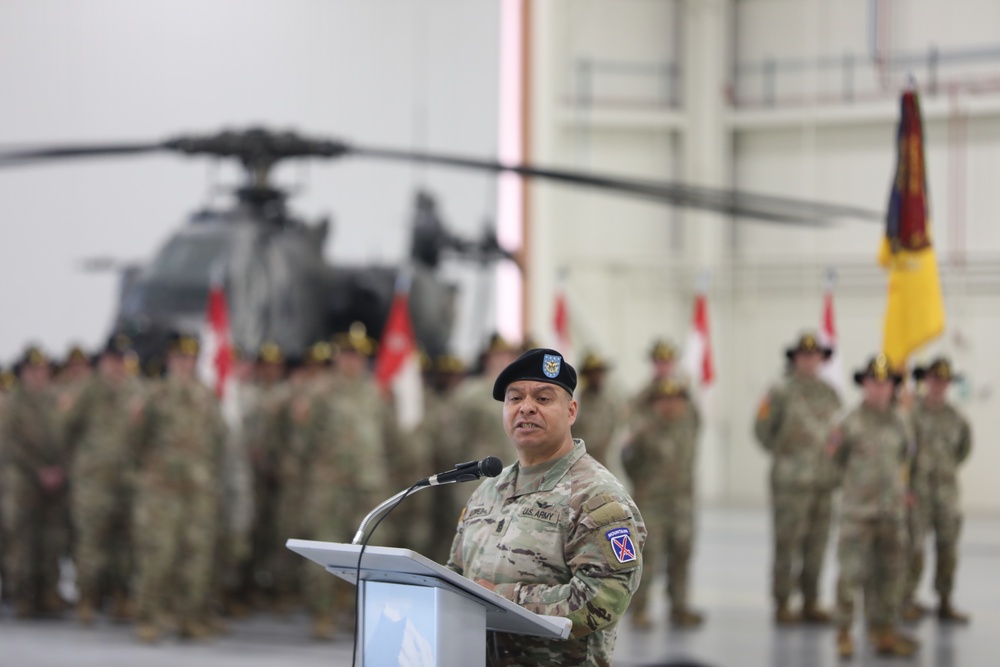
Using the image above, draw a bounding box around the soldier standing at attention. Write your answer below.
[828,355,918,659]
[0,368,15,603]
[245,341,288,609]
[622,378,703,629]
[404,352,467,562]
[450,334,521,463]
[301,323,393,640]
[754,332,842,624]
[901,357,972,623]
[571,351,624,468]
[65,335,143,624]
[132,333,225,642]
[448,348,645,667]
[0,346,68,618]
[631,339,681,412]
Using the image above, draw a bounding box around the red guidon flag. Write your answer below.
[553,284,571,356]
[819,271,846,395]
[682,286,715,389]
[198,278,233,399]
[375,272,423,431]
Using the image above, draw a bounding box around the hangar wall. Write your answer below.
[528,0,1000,514]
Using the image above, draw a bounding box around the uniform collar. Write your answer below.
[497,439,586,499]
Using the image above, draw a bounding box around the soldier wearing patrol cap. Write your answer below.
[65,333,143,624]
[754,332,842,624]
[448,334,520,496]
[301,322,396,639]
[827,354,918,659]
[622,377,704,629]
[1,345,68,618]
[902,357,972,623]
[448,348,646,667]
[131,332,226,642]
[572,350,625,468]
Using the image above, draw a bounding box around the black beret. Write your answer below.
[492,348,577,401]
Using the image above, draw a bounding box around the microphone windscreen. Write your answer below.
[479,456,503,478]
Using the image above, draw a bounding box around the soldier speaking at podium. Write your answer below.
[447,348,646,667]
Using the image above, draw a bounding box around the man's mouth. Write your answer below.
[516,421,541,430]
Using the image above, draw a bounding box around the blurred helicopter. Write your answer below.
[0,128,881,366]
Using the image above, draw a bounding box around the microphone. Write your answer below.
[414,456,504,488]
[351,456,504,545]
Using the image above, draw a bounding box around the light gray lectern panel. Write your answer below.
[287,539,572,667]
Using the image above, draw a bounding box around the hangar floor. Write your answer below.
[2,507,997,667]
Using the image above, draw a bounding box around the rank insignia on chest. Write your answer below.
[606,527,637,564]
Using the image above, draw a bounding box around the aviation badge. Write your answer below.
[542,353,561,379]
[606,527,637,564]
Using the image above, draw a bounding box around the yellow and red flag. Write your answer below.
[880,89,945,368]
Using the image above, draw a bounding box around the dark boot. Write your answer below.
[801,600,832,624]
[938,596,970,624]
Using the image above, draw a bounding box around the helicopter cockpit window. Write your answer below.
[149,234,229,280]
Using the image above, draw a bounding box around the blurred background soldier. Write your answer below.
[269,340,337,615]
[132,333,225,642]
[902,358,972,623]
[244,341,288,609]
[0,345,68,618]
[754,333,842,624]
[571,350,623,468]
[64,334,142,625]
[410,352,468,563]
[827,355,917,659]
[301,323,392,640]
[0,367,14,602]
[217,346,258,617]
[622,378,704,629]
[450,333,520,464]
[632,339,681,413]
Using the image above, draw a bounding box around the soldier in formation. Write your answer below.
[299,323,394,639]
[64,334,143,624]
[902,357,972,623]
[754,332,842,624]
[0,346,69,618]
[131,333,226,642]
[622,377,704,628]
[827,354,919,659]
[571,350,624,468]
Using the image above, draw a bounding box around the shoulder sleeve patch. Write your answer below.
[599,521,640,571]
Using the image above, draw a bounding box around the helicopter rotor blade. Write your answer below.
[0,141,169,166]
[346,144,882,226]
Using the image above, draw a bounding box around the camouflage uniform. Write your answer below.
[754,374,842,614]
[830,403,911,630]
[132,375,225,632]
[0,386,68,615]
[300,374,391,625]
[447,375,510,509]
[448,440,645,667]
[572,384,624,468]
[904,397,971,606]
[64,373,143,612]
[245,380,291,601]
[621,398,700,620]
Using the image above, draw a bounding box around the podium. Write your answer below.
[287,539,572,667]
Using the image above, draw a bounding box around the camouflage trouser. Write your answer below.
[770,486,834,606]
[300,485,378,619]
[0,479,68,610]
[631,492,694,613]
[132,486,218,624]
[71,480,132,603]
[271,473,307,599]
[836,516,906,628]
[905,494,963,601]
